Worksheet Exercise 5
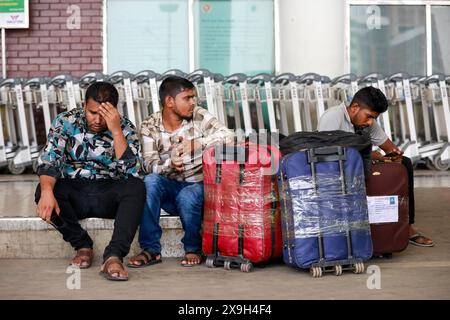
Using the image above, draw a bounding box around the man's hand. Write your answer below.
[170,143,185,172]
[36,190,60,224]
[371,150,403,163]
[98,102,122,135]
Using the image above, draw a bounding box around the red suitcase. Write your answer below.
[365,161,409,257]
[202,141,282,272]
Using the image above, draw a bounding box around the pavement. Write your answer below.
[0,172,449,300]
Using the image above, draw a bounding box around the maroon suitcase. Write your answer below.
[365,162,409,257]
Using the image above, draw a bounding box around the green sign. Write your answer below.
[0,0,24,13]
[0,0,28,28]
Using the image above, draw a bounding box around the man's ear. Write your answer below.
[348,102,360,115]
[164,96,174,108]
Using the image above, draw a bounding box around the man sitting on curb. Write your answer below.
[128,76,233,268]
[35,81,145,281]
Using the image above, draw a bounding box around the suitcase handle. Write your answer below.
[214,144,247,164]
[307,146,346,163]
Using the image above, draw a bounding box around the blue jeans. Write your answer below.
[139,173,204,254]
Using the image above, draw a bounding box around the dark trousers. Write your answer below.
[35,177,145,262]
[402,156,415,225]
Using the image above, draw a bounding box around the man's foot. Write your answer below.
[181,252,203,267]
[100,256,128,281]
[71,248,93,269]
[409,226,434,247]
[127,250,162,268]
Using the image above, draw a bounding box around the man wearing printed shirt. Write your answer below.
[35,82,145,281]
[127,76,233,268]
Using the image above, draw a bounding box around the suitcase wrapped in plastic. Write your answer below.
[278,146,372,277]
[202,140,283,272]
[366,161,409,257]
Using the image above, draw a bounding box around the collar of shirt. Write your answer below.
[341,102,352,126]
[158,112,189,134]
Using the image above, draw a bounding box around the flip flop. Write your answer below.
[409,233,434,247]
[127,250,162,268]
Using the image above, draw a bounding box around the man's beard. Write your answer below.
[174,108,193,121]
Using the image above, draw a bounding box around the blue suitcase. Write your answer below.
[278,146,372,277]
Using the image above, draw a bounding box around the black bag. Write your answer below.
[279,130,372,176]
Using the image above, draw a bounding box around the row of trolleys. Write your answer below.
[1,69,450,174]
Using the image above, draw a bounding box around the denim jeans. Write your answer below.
[139,173,204,254]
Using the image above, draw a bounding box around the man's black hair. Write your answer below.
[159,76,195,107]
[350,86,388,114]
[85,81,119,107]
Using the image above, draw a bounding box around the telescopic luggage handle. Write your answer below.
[307,146,346,163]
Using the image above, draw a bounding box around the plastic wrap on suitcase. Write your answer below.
[202,141,283,270]
[279,146,372,273]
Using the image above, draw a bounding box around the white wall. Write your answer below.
[278,0,346,78]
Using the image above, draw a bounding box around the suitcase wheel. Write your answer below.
[206,257,216,268]
[240,262,253,273]
[310,267,322,278]
[334,265,342,276]
[353,262,365,274]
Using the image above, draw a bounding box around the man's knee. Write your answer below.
[176,185,204,211]
[144,173,165,193]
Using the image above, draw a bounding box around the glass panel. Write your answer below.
[194,0,274,76]
[107,0,189,73]
[350,5,426,76]
[432,6,450,74]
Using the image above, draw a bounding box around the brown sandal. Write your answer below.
[71,248,93,269]
[100,256,129,281]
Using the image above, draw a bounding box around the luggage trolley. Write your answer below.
[188,69,218,117]
[107,71,137,126]
[386,73,421,162]
[78,72,105,104]
[272,73,304,134]
[297,73,327,131]
[16,78,53,172]
[48,75,79,112]
[131,70,160,121]
[0,78,22,172]
[222,73,253,136]
[418,74,450,170]
[247,73,278,133]
[359,73,392,140]
[1,78,32,174]
[329,73,359,107]
[212,73,227,127]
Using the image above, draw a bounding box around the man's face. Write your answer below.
[169,88,197,120]
[349,103,379,129]
[84,98,108,133]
